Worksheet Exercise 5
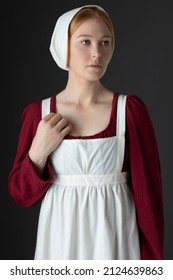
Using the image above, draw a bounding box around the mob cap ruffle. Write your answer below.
[49,5,109,70]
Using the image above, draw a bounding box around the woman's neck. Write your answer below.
[61,80,106,106]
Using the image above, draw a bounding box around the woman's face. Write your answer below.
[68,17,113,82]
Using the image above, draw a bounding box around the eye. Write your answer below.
[100,40,110,46]
[81,39,91,45]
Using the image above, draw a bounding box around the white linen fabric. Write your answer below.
[49,5,109,70]
[34,95,140,260]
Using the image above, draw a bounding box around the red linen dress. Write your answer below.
[8,93,164,259]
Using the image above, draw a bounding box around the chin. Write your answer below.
[86,69,106,82]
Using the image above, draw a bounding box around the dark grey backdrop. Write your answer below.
[1,0,173,259]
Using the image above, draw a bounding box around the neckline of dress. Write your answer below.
[51,93,119,140]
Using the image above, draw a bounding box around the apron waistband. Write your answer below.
[52,172,129,186]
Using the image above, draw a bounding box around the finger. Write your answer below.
[48,113,63,126]
[55,118,68,131]
[60,123,72,137]
[43,113,56,121]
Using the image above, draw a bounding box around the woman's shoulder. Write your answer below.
[114,93,147,114]
[125,94,149,116]
[22,100,42,121]
[22,95,55,121]
[124,93,154,128]
[125,94,146,107]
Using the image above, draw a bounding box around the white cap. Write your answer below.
[49,5,110,70]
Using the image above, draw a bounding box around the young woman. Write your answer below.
[8,5,164,260]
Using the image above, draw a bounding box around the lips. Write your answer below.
[88,64,102,68]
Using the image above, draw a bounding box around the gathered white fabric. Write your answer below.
[49,5,108,70]
[34,95,141,260]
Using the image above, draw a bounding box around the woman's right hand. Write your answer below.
[29,113,71,175]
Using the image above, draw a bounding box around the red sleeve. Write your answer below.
[126,95,164,259]
[8,101,54,207]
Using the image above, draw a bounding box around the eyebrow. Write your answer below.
[77,34,112,39]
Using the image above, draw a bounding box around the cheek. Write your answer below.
[104,49,113,64]
[68,47,88,67]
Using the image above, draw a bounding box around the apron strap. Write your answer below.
[41,97,51,118]
[115,94,127,172]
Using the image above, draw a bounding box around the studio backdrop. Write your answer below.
[1,0,173,259]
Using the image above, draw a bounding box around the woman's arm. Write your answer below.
[8,102,54,207]
[126,95,164,260]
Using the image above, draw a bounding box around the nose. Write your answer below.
[91,44,101,59]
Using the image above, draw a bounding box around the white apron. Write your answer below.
[34,94,140,260]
